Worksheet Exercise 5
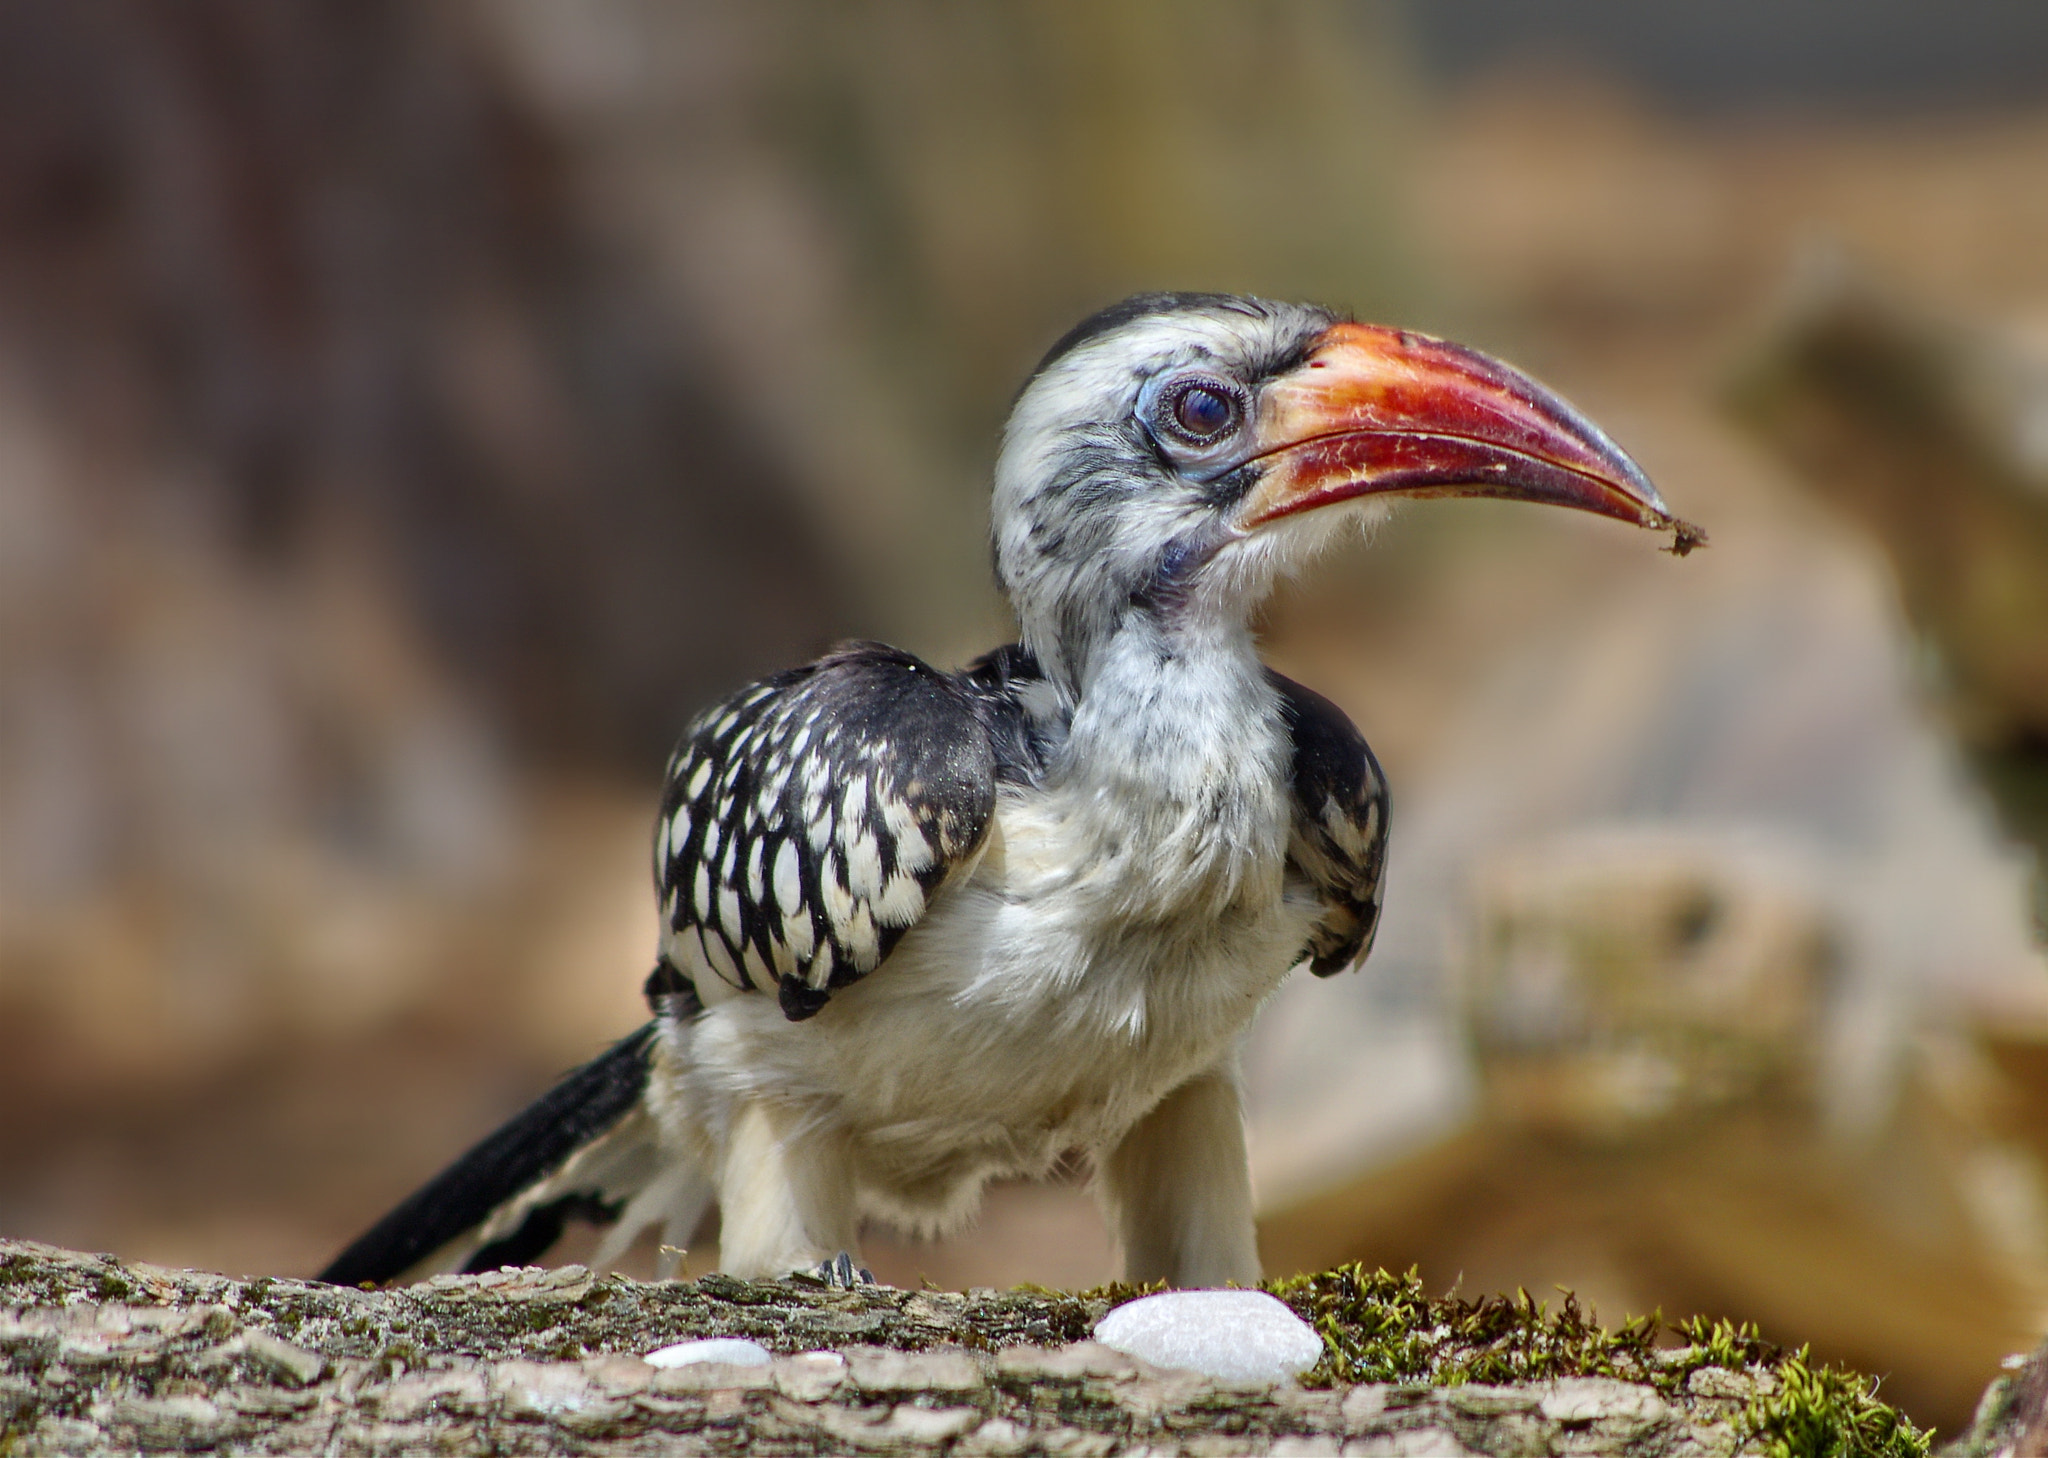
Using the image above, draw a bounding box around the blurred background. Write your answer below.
[4,0,2048,1434]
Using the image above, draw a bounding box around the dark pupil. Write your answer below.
[1174,386,1232,436]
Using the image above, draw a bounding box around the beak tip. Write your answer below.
[1622,463,1707,555]
[1662,516,1709,556]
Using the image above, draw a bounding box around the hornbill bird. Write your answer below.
[321,293,1697,1291]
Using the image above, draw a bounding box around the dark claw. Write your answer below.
[812,1252,876,1289]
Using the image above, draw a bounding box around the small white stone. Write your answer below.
[1092,1290,1324,1384]
[643,1337,773,1369]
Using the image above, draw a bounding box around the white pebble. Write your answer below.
[643,1337,774,1368]
[1093,1290,1324,1384]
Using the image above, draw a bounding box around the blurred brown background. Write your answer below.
[5,0,2048,1436]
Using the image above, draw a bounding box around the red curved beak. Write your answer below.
[1235,323,1704,553]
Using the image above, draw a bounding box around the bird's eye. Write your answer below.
[1165,381,1240,442]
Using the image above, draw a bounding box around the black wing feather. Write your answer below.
[655,642,1002,1021]
[1270,671,1389,977]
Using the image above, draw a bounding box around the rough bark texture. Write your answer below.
[1941,1334,2048,1458]
[0,1237,1866,1456]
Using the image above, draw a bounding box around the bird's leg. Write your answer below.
[592,1156,713,1277]
[714,1098,864,1281]
[1098,1067,1261,1289]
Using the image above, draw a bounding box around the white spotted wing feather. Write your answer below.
[655,643,999,1020]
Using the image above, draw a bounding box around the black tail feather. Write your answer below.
[462,1192,624,1274]
[317,1023,658,1287]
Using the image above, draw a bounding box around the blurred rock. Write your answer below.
[0,0,847,771]
[1251,521,2048,1189]
[1729,253,2048,749]
[1246,426,2048,1431]
[1463,827,1836,1139]
[0,0,859,1097]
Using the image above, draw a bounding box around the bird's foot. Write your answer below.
[811,1251,875,1289]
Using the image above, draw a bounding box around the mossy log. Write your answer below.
[0,1237,1946,1455]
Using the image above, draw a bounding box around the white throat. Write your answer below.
[1040,608,1292,922]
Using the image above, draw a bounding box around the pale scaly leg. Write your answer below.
[1098,1066,1261,1288]
[714,1099,865,1280]
[591,1157,712,1278]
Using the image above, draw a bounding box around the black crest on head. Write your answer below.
[1026,292,1267,385]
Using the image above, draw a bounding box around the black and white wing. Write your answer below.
[1270,671,1389,977]
[654,642,1003,1021]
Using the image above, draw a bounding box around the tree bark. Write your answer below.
[0,1237,1833,1456]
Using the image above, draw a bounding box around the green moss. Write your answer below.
[506,1301,567,1335]
[1263,1265,1660,1389]
[1737,1346,1930,1458]
[1661,1317,1928,1458]
[1252,1266,1929,1458]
